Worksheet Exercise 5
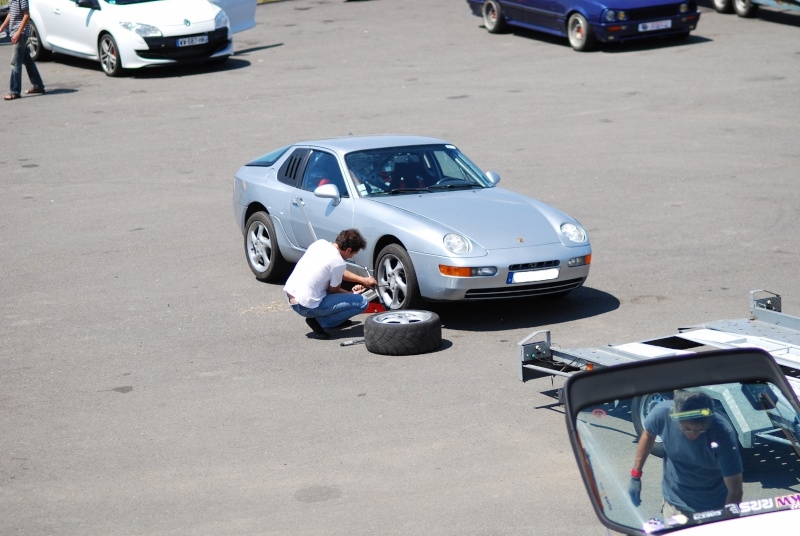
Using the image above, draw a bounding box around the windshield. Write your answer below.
[574,381,800,533]
[344,144,492,198]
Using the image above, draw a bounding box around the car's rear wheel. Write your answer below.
[376,244,422,310]
[482,0,508,34]
[27,22,52,61]
[567,13,597,52]
[99,33,124,77]
[364,310,442,356]
[245,212,290,282]
[712,0,734,13]
[733,0,759,17]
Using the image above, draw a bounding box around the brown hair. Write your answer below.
[335,228,367,252]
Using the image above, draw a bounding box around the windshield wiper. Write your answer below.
[428,183,480,191]
[387,188,431,195]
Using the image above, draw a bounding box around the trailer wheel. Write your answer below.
[733,0,759,17]
[364,310,442,356]
[712,0,733,13]
[632,392,673,458]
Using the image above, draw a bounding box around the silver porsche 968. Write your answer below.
[232,135,592,310]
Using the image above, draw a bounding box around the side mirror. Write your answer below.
[485,171,501,185]
[76,0,100,9]
[314,183,341,206]
[563,348,800,534]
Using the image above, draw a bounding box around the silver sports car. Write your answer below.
[232,135,592,310]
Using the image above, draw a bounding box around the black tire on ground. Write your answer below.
[712,0,734,13]
[244,212,290,282]
[567,13,597,52]
[364,310,442,356]
[375,244,422,310]
[99,33,124,77]
[733,0,759,17]
[482,0,508,34]
[631,392,673,458]
[28,22,52,61]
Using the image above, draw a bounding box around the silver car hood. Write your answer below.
[370,188,561,249]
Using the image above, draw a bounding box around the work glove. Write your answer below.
[628,477,642,507]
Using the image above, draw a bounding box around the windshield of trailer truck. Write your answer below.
[573,382,800,534]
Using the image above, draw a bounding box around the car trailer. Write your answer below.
[518,290,800,453]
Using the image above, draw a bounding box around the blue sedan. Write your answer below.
[233,136,592,310]
[467,0,701,51]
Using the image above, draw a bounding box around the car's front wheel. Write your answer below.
[482,0,508,34]
[98,33,124,77]
[27,22,52,61]
[567,13,597,52]
[244,212,290,282]
[376,244,422,310]
[733,0,759,17]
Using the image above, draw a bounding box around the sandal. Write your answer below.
[4,93,20,100]
[24,87,45,95]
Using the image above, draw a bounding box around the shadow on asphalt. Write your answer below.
[432,286,620,333]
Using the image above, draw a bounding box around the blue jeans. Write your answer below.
[10,40,44,97]
[292,293,368,330]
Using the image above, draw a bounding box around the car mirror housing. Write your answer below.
[563,348,800,535]
[485,171,501,185]
[314,183,341,206]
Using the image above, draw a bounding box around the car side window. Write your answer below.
[277,148,310,186]
[301,151,349,197]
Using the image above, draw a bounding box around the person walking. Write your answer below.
[283,228,377,339]
[2,0,45,101]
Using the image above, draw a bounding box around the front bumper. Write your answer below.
[592,11,700,43]
[409,243,592,302]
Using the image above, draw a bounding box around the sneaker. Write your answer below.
[305,317,330,339]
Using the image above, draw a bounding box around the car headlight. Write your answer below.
[119,22,162,38]
[444,233,470,254]
[604,9,627,21]
[561,223,587,243]
[215,11,230,30]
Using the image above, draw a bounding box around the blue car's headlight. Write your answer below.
[444,233,470,254]
[604,10,627,21]
[119,22,162,38]
[561,223,587,243]
[215,11,230,30]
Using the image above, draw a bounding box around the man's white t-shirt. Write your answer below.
[283,240,346,308]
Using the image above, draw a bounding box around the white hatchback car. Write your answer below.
[27,0,256,76]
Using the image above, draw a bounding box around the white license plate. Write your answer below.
[639,20,672,32]
[177,36,209,47]
[510,268,559,284]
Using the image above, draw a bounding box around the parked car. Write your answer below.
[27,0,257,76]
[232,135,592,310]
[563,348,800,534]
[467,0,701,51]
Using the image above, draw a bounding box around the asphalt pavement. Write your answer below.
[2,1,799,534]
